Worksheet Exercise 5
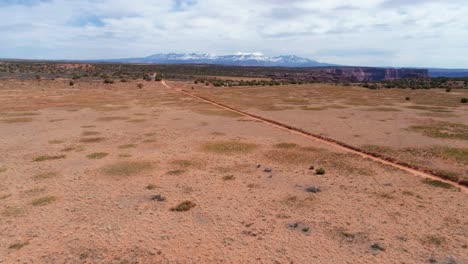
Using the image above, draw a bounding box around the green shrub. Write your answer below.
[315,168,326,175]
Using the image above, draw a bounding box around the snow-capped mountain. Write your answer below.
[101,53,335,67]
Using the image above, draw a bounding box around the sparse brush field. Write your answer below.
[0,78,466,264]
[192,83,468,183]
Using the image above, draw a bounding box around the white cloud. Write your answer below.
[0,0,467,67]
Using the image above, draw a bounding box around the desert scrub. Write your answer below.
[171,201,196,212]
[408,122,468,140]
[264,149,317,165]
[1,206,26,217]
[80,137,105,143]
[97,116,128,121]
[34,172,59,180]
[315,168,326,175]
[167,169,185,175]
[274,142,298,149]
[223,175,235,180]
[370,243,385,251]
[118,144,137,149]
[422,179,454,189]
[8,241,29,250]
[146,184,158,190]
[31,195,57,206]
[33,155,66,162]
[101,161,153,177]
[1,117,33,123]
[81,131,101,136]
[48,140,64,144]
[86,152,109,159]
[202,141,257,154]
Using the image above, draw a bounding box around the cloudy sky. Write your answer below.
[1,0,467,68]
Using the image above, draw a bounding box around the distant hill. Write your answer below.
[97,53,336,67]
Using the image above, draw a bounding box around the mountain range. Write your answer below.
[99,53,336,67]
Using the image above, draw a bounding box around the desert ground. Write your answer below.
[0,79,467,263]
[186,81,468,184]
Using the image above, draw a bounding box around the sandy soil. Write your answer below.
[0,79,467,263]
[187,82,468,183]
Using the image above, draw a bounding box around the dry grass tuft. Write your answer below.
[31,195,57,206]
[274,142,298,149]
[48,140,64,144]
[34,172,59,180]
[222,175,235,181]
[82,131,101,136]
[8,241,29,250]
[80,137,105,143]
[408,122,468,140]
[423,179,454,189]
[1,117,34,123]
[61,145,84,152]
[1,206,26,217]
[171,201,196,212]
[118,144,137,149]
[86,152,109,159]
[0,167,7,173]
[127,119,147,123]
[167,169,185,175]
[101,161,153,177]
[170,159,194,168]
[422,235,446,246]
[96,116,128,122]
[33,155,66,162]
[202,141,258,154]
[146,184,158,190]
[264,149,316,165]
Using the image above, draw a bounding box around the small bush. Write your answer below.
[461,98,468,104]
[370,243,385,251]
[423,179,454,189]
[202,141,257,154]
[151,194,166,202]
[33,155,66,162]
[104,79,114,84]
[445,88,451,92]
[146,184,157,190]
[315,168,326,175]
[223,175,235,180]
[34,172,59,180]
[31,195,57,206]
[1,206,26,217]
[80,137,105,143]
[405,97,410,101]
[86,152,109,159]
[137,83,144,89]
[171,201,196,212]
[8,241,29,250]
[69,81,75,86]
[101,161,153,177]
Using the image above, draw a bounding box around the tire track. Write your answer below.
[161,80,467,191]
